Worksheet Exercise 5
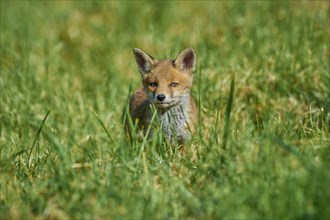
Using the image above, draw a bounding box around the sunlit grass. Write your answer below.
[1,1,329,219]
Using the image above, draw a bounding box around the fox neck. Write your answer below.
[156,95,191,144]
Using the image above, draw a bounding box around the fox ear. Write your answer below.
[133,48,156,74]
[174,47,196,73]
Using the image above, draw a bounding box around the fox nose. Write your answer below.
[157,94,166,102]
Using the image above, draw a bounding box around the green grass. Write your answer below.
[1,1,329,219]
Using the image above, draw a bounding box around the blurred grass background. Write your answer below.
[1,1,329,219]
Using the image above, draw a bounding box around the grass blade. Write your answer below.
[197,65,204,143]
[222,76,235,150]
[91,108,118,149]
[28,110,50,168]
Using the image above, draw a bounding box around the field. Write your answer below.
[1,1,329,219]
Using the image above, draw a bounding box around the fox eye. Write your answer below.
[170,82,179,87]
[149,82,158,87]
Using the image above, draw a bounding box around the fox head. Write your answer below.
[133,47,196,109]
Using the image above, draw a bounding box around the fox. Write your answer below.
[126,47,198,145]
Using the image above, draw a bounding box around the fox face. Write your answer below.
[133,48,196,108]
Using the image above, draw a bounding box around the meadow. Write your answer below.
[1,1,329,219]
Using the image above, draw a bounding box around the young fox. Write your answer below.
[127,47,198,145]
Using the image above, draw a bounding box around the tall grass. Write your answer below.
[1,1,329,219]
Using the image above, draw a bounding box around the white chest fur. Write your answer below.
[157,101,191,144]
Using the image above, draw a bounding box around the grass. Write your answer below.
[1,1,329,219]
